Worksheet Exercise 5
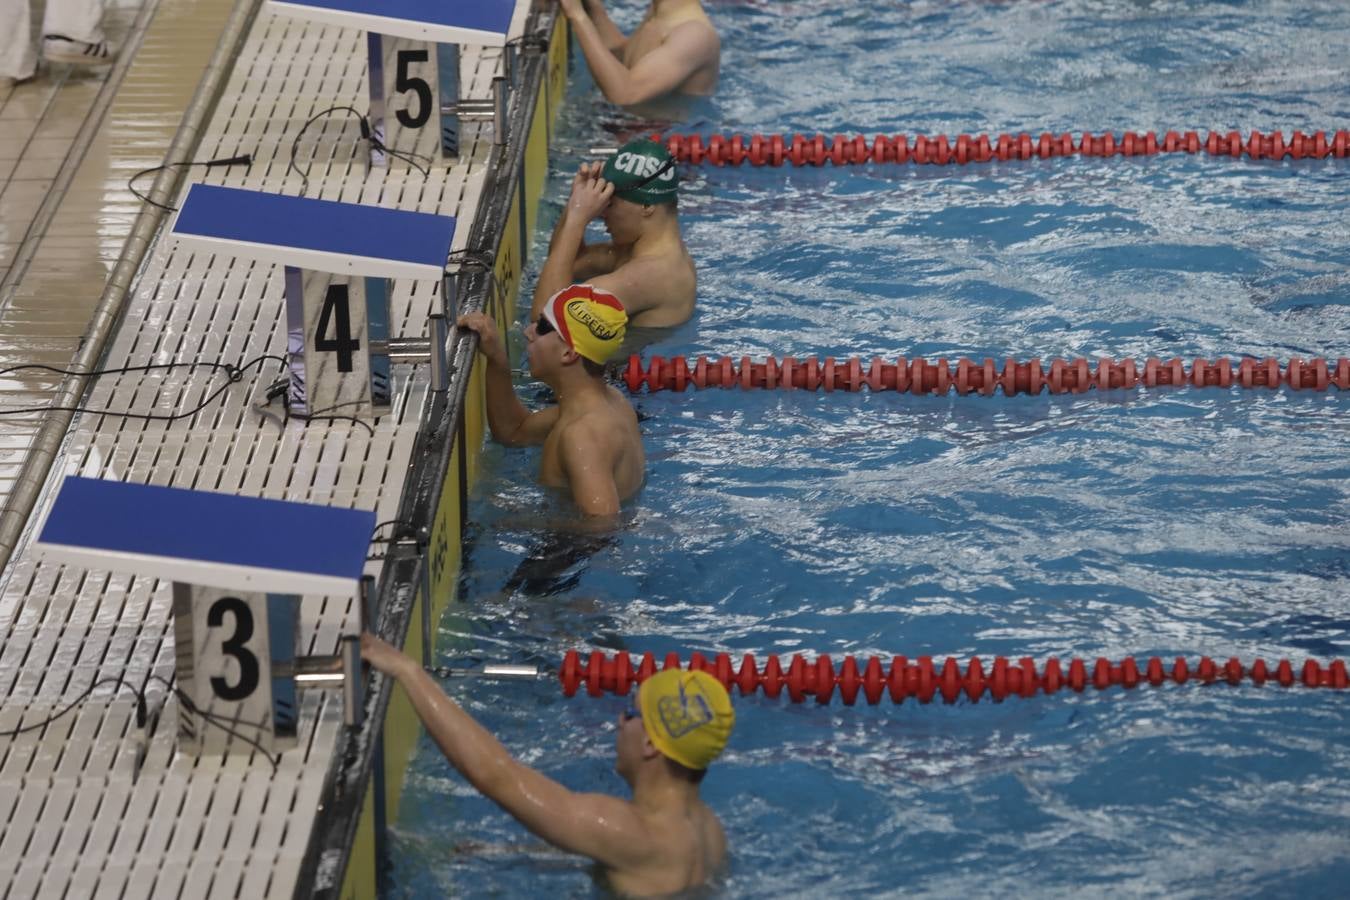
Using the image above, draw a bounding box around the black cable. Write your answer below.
[147,674,281,774]
[284,399,377,437]
[0,673,281,775]
[288,105,431,196]
[128,154,254,212]
[370,519,421,544]
[289,105,367,196]
[0,355,288,424]
[0,676,131,737]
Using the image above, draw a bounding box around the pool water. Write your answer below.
[391,1,1350,895]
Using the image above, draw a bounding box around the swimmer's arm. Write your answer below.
[487,363,560,448]
[361,635,651,869]
[533,169,614,319]
[570,17,714,107]
[559,420,622,516]
[588,261,665,319]
[580,0,626,53]
[573,243,619,282]
[531,222,585,320]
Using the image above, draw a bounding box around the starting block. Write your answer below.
[171,183,456,420]
[267,0,516,165]
[36,476,378,756]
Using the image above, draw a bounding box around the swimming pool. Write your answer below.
[393,1,1350,895]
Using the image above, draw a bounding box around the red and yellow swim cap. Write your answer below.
[540,283,628,364]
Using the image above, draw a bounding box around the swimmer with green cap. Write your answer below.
[531,137,697,335]
[361,632,734,897]
[458,282,645,517]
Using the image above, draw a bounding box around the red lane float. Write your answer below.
[622,355,1350,396]
[656,130,1350,167]
[560,650,1350,705]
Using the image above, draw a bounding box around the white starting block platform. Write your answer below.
[37,477,375,756]
[38,475,375,597]
[172,183,457,420]
[0,0,540,893]
[268,0,516,164]
[268,0,514,45]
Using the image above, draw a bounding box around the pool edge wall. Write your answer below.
[296,10,569,898]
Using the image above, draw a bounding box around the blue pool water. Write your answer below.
[393,1,1350,895]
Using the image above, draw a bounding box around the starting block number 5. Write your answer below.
[370,34,442,165]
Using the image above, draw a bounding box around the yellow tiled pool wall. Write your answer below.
[338,15,570,900]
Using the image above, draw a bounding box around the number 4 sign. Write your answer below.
[284,268,392,419]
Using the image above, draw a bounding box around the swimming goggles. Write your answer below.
[622,157,676,197]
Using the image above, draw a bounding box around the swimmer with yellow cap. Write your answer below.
[361,631,735,897]
[458,283,645,516]
[531,137,697,335]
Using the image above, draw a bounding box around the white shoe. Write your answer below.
[0,72,37,87]
[42,34,116,67]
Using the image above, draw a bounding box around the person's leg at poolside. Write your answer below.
[42,0,115,66]
[0,0,38,82]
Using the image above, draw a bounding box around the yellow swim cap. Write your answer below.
[541,283,628,364]
[638,668,735,771]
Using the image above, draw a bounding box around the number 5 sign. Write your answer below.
[369,35,450,166]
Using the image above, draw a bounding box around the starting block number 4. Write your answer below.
[285,268,391,417]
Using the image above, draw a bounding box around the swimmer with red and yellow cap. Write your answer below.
[458,283,645,516]
[361,630,734,898]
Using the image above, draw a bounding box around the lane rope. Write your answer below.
[561,650,1350,705]
[655,129,1350,167]
[622,354,1350,395]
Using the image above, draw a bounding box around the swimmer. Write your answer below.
[361,632,734,898]
[531,138,695,338]
[559,0,719,109]
[459,284,644,516]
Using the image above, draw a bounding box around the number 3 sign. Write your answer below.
[173,585,299,755]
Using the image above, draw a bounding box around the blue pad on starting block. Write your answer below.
[36,476,376,596]
[267,0,514,46]
[171,184,457,280]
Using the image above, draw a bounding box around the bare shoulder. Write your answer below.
[666,18,720,55]
[559,400,633,447]
[604,384,641,421]
[702,803,728,866]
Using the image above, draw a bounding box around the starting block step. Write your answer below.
[170,184,457,418]
[171,183,457,281]
[267,0,514,46]
[36,477,374,755]
[36,475,375,597]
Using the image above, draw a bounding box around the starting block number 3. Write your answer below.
[173,585,299,754]
[206,596,260,701]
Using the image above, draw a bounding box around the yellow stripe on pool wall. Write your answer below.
[524,17,569,240]
[338,776,379,900]
[335,12,571,899]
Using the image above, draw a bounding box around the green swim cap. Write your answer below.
[601,139,679,205]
